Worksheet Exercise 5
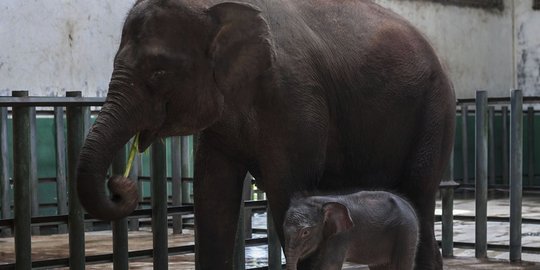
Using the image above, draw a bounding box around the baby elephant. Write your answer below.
[283,191,419,270]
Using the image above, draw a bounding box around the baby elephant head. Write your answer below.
[283,200,355,270]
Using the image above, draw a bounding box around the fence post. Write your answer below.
[181,136,193,204]
[112,146,129,270]
[441,150,458,258]
[243,173,253,239]
[12,90,33,270]
[151,141,169,269]
[66,91,86,270]
[29,107,39,235]
[527,107,534,186]
[502,106,509,185]
[475,90,488,259]
[54,107,68,234]
[0,107,10,237]
[171,136,183,234]
[267,205,282,270]
[488,106,496,187]
[461,104,469,184]
[234,178,247,270]
[128,153,141,231]
[510,89,523,262]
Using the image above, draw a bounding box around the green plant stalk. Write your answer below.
[123,133,140,177]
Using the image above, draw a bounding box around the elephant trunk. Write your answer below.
[284,248,299,270]
[76,68,144,220]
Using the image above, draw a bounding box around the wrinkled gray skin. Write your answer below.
[75,0,455,269]
[284,191,419,270]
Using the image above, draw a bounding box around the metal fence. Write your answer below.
[0,89,539,269]
[439,89,540,262]
[0,91,281,270]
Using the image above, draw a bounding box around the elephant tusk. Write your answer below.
[123,133,140,177]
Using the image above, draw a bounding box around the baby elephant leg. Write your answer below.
[313,237,348,270]
[388,228,418,270]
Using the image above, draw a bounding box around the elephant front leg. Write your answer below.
[194,143,247,270]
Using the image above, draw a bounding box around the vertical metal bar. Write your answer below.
[66,91,86,270]
[128,153,140,231]
[112,146,129,270]
[243,173,253,239]
[151,141,168,269]
[441,151,455,258]
[267,205,282,270]
[475,91,488,259]
[234,189,246,270]
[181,136,193,204]
[29,107,39,235]
[461,104,469,184]
[171,136,183,234]
[488,106,496,187]
[54,107,68,234]
[12,90,32,270]
[0,107,11,237]
[502,106,509,185]
[527,107,534,187]
[510,89,523,262]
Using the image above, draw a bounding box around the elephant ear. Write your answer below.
[207,2,274,91]
[323,202,354,238]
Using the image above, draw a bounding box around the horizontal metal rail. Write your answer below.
[0,97,105,107]
[457,96,540,105]
[0,237,273,269]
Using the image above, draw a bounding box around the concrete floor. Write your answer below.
[1,196,540,269]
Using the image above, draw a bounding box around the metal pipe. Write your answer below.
[510,89,523,262]
[12,90,32,270]
[527,107,535,186]
[0,107,10,237]
[112,146,129,270]
[54,107,68,234]
[475,90,488,259]
[171,136,183,234]
[441,150,455,258]
[502,106,509,185]
[181,136,193,204]
[243,174,253,239]
[461,104,469,184]
[488,106,495,186]
[129,154,141,231]
[234,188,246,270]
[66,91,86,270]
[151,141,169,269]
[267,205,282,270]
[29,107,39,235]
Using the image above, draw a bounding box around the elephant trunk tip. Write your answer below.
[78,174,139,221]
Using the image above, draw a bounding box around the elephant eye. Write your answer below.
[150,70,167,81]
[301,228,311,238]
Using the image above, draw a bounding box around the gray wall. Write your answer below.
[0,0,538,99]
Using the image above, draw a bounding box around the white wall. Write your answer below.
[0,0,136,97]
[0,0,538,99]
[515,0,540,97]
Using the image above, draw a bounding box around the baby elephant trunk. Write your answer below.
[285,248,299,270]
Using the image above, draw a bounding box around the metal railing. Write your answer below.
[439,89,536,262]
[1,89,539,269]
[0,91,282,270]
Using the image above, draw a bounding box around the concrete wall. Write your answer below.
[515,0,540,97]
[0,0,538,99]
[0,0,136,97]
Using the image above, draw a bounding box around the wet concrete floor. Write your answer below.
[0,196,539,269]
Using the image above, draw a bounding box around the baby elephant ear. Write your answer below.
[207,2,274,92]
[323,202,354,238]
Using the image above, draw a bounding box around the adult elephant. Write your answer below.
[76,0,455,269]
